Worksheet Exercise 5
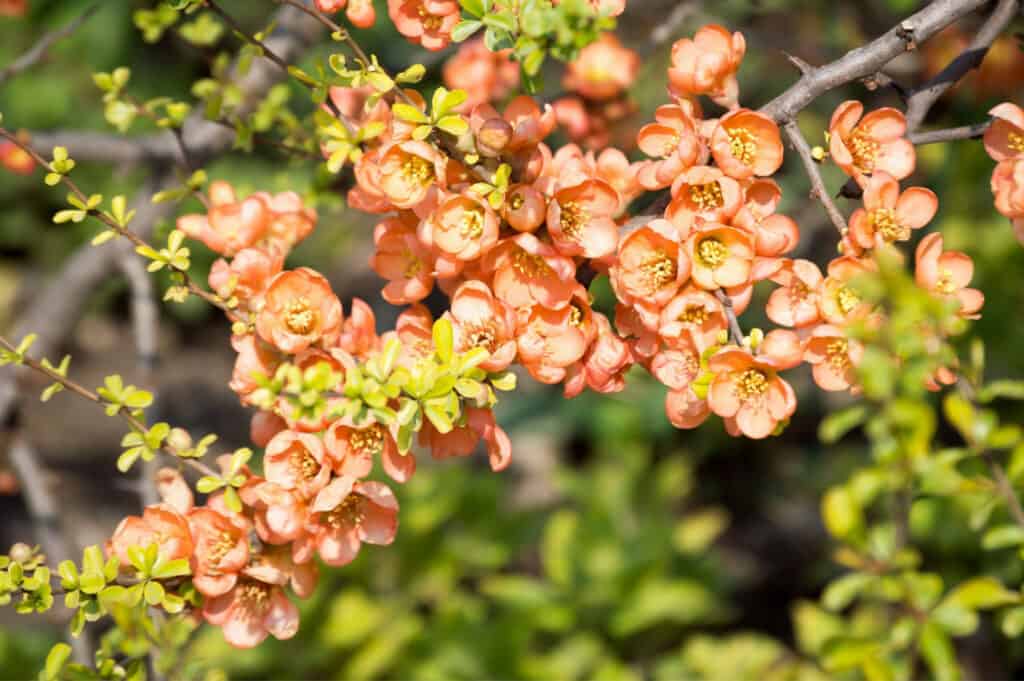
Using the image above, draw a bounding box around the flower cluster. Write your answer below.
[984,102,1024,244]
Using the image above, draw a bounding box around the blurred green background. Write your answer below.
[1,1,1023,679]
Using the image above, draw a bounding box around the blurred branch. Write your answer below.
[783,120,848,235]
[0,3,100,86]
[909,120,991,144]
[904,0,1021,130]
[762,0,989,123]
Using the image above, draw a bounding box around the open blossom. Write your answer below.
[610,219,690,320]
[257,191,318,255]
[710,109,784,180]
[209,247,283,309]
[563,34,640,101]
[255,268,343,354]
[371,141,446,209]
[651,336,702,392]
[687,224,755,289]
[425,192,500,263]
[263,431,333,501]
[418,407,511,471]
[565,312,632,397]
[326,421,413,484]
[188,508,249,598]
[707,341,798,439]
[547,179,620,258]
[178,182,269,256]
[241,480,309,547]
[819,256,873,326]
[203,579,299,649]
[486,233,577,311]
[731,179,800,257]
[983,102,1024,162]
[668,25,746,108]
[637,103,704,190]
[915,233,984,319]
[666,166,743,230]
[371,213,435,305]
[829,101,915,186]
[517,304,589,384]
[665,386,711,429]
[308,477,399,566]
[847,171,938,252]
[804,325,863,392]
[108,505,193,568]
[766,259,823,328]
[659,287,728,351]
[388,0,459,50]
[443,39,519,110]
[446,281,517,372]
[991,157,1024,219]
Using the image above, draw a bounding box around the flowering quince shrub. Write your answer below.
[4,0,1024,678]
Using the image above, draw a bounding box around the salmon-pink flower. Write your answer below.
[338,298,380,360]
[251,411,287,448]
[766,259,823,328]
[504,184,547,233]
[517,305,589,384]
[565,312,632,397]
[731,179,801,257]
[209,247,284,309]
[187,508,248,598]
[243,546,319,599]
[991,158,1024,219]
[426,192,500,262]
[486,233,577,311]
[636,104,704,190]
[547,180,620,258]
[108,505,193,568]
[590,148,644,209]
[610,219,690,318]
[687,224,755,289]
[229,335,281,402]
[155,468,194,516]
[308,477,399,566]
[563,34,640,101]
[804,324,864,392]
[240,480,309,547]
[668,25,746,108]
[255,268,343,354]
[651,338,701,391]
[315,0,375,28]
[263,430,333,501]
[418,407,512,471]
[443,39,519,110]
[325,421,413,484]
[829,101,915,186]
[178,182,269,257]
[818,256,874,325]
[983,102,1024,162]
[203,579,299,649]
[666,166,744,231]
[707,346,797,439]
[915,233,984,319]
[376,141,446,209]
[501,96,558,151]
[371,213,435,305]
[848,171,938,251]
[710,109,784,180]
[257,191,318,255]
[388,0,459,50]
[0,139,33,175]
[445,280,517,372]
[665,387,711,429]
[659,287,728,350]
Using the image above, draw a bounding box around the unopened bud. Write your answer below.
[476,118,512,156]
[811,145,827,162]
[748,327,764,350]
[9,542,33,563]
[167,427,193,452]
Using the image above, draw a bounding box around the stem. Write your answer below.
[0,336,220,479]
[714,289,745,345]
[783,120,848,236]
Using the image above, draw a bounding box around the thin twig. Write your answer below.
[783,120,848,236]
[908,120,991,145]
[714,290,745,345]
[0,3,100,85]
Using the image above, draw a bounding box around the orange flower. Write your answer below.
[563,34,640,101]
[636,103,704,190]
[0,0,26,17]
[446,280,517,372]
[418,407,512,471]
[229,334,281,402]
[565,312,632,397]
[686,223,755,289]
[308,477,399,566]
[848,171,938,252]
[731,179,801,257]
[326,421,413,484]
[766,259,823,328]
[818,256,874,326]
[666,166,743,231]
[426,192,500,262]
[315,0,375,28]
[710,109,784,180]
[991,157,1024,219]
[375,141,446,209]
[486,233,578,311]
[209,247,284,310]
[0,139,34,174]
[915,233,984,319]
[610,219,690,321]
[707,344,797,439]
[665,386,711,429]
[547,179,620,258]
[108,505,193,568]
[658,287,728,351]
[187,508,249,598]
[983,102,1024,162]
[651,337,701,392]
[178,181,269,257]
[371,213,435,305]
[387,0,459,50]
[443,39,519,111]
[203,579,299,649]
[804,324,863,392]
[517,304,589,384]
[668,25,746,109]
[504,184,547,233]
[263,430,333,501]
[829,101,915,186]
[255,268,343,354]
[256,191,318,255]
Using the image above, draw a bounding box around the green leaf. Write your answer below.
[822,487,862,539]
[978,380,1024,403]
[1002,606,1024,637]
[943,576,1020,610]
[392,103,429,124]
[482,11,516,32]
[823,572,873,611]
[41,643,71,681]
[459,0,485,17]
[144,580,165,606]
[819,405,868,443]
[982,525,1024,550]
[436,114,469,136]
[920,621,961,681]
[433,318,454,363]
[452,20,483,42]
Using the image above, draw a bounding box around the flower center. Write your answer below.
[728,127,758,166]
[870,208,906,243]
[459,206,485,239]
[351,425,385,456]
[689,182,724,212]
[401,154,434,187]
[697,237,729,268]
[736,368,769,402]
[512,250,551,278]
[569,303,585,328]
[826,338,850,372]
[461,322,499,353]
[789,280,811,302]
[285,297,318,335]
[416,4,442,30]
[509,193,525,210]
[678,303,709,325]
[239,581,272,618]
[324,494,366,528]
[847,128,879,173]
[935,269,958,295]
[835,285,861,315]
[289,447,321,480]
[661,133,680,158]
[205,530,236,571]
[402,249,423,277]
[559,200,590,240]
[639,251,678,293]
[1009,131,1024,153]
